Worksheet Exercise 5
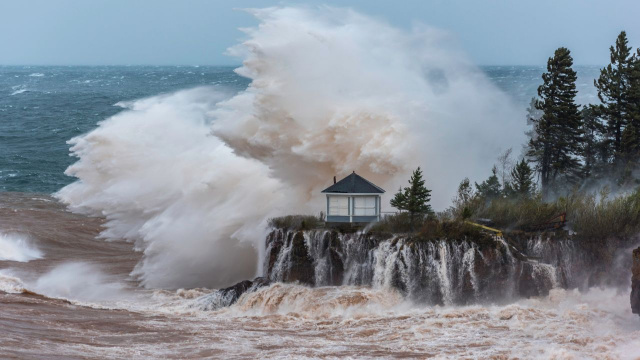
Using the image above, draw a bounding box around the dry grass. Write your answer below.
[268,215,323,231]
[369,213,494,246]
[474,187,640,242]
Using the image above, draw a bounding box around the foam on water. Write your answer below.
[2,262,638,359]
[10,85,29,95]
[211,284,640,359]
[0,270,27,293]
[0,232,43,262]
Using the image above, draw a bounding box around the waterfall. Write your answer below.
[263,229,564,305]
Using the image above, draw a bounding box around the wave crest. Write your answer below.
[57,6,523,289]
[0,232,43,262]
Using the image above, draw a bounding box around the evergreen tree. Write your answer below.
[524,97,543,145]
[527,47,583,195]
[594,31,634,163]
[390,167,433,229]
[630,49,640,129]
[620,122,640,186]
[580,105,609,179]
[625,49,640,171]
[509,158,535,198]
[475,166,502,199]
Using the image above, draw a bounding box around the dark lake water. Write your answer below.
[0,65,600,194]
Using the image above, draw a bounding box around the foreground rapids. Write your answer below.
[1,194,640,358]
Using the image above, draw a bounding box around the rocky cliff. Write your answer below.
[201,228,595,310]
[632,247,640,315]
[263,229,563,305]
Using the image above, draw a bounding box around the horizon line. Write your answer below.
[0,63,607,68]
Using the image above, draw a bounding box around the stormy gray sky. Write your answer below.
[1,0,639,66]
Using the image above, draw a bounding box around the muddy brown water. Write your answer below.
[1,192,639,359]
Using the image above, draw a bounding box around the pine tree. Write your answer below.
[630,49,640,129]
[594,31,634,163]
[527,47,583,195]
[580,105,608,179]
[620,122,640,185]
[475,166,502,200]
[524,97,543,145]
[509,159,535,198]
[625,49,640,171]
[390,167,433,229]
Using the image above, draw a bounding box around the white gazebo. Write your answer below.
[321,171,385,223]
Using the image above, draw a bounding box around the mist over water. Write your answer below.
[58,7,527,289]
[0,232,42,262]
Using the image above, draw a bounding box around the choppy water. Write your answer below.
[0,66,248,193]
[0,194,638,359]
[0,65,599,194]
[3,65,639,359]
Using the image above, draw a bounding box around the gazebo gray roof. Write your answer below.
[321,172,385,194]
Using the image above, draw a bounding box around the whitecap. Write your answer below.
[0,232,43,262]
[32,262,128,302]
[10,87,28,96]
[29,73,44,77]
[0,270,26,293]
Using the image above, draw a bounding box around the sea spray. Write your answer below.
[57,6,524,289]
[57,87,285,289]
[215,7,524,209]
[32,262,129,302]
[0,232,43,262]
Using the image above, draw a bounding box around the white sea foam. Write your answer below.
[10,85,28,95]
[211,285,640,359]
[28,73,44,77]
[0,269,27,293]
[0,232,43,262]
[32,262,130,303]
[57,6,524,289]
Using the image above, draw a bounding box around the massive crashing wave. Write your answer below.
[56,7,523,289]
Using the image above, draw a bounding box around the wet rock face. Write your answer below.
[265,230,316,285]
[632,247,640,315]
[198,277,271,311]
[264,229,564,305]
[205,230,633,310]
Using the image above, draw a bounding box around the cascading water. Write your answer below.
[256,229,564,306]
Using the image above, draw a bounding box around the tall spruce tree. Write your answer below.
[527,47,583,195]
[524,97,543,155]
[630,49,640,129]
[623,49,640,174]
[594,31,634,164]
[390,167,433,229]
[475,166,502,200]
[580,105,608,179]
[509,159,535,198]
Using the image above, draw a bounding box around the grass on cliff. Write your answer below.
[368,213,494,246]
[267,187,640,250]
[267,215,323,231]
[267,213,493,246]
[468,187,640,242]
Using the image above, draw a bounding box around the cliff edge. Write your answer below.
[632,247,640,315]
